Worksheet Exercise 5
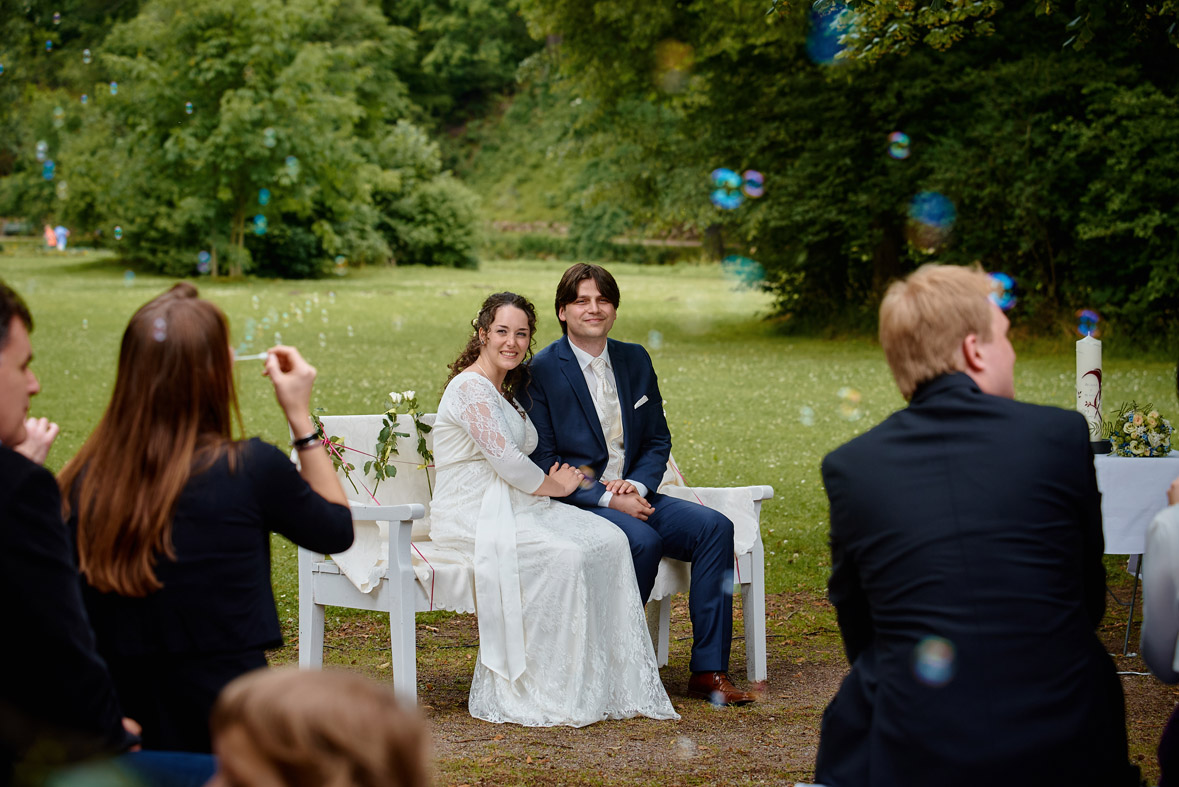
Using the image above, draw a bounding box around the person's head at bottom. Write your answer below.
[208,668,430,787]
[878,263,1016,401]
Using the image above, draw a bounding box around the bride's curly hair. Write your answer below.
[444,292,538,402]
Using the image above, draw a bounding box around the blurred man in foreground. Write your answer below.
[815,264,1138,787]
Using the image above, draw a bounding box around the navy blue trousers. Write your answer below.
[587,491,734,673]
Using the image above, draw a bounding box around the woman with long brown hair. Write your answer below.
[427,291,676,727]
[59,283,353,753]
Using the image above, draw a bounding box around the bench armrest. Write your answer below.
[349,503,426,522]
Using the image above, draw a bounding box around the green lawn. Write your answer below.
[4,248,1176,608]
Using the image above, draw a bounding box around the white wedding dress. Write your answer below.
[428,372,678,727]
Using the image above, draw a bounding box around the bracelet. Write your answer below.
[291,432,319,451]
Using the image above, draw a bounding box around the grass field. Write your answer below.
[3,248,1176,783]
[5,248,1175,596]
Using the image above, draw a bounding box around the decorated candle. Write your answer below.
[1076,335,1103,440]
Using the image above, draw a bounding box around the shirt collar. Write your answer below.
[567,337,611,372]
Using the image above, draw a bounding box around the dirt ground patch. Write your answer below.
[279,589,1174,785]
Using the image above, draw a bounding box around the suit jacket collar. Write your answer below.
[909,372,982,406]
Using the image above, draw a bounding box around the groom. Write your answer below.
[525,263,753,705]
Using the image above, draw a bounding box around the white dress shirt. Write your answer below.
[567,338,649,507]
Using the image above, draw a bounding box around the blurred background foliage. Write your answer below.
[1,0,1177,344]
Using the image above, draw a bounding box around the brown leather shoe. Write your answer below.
[686,671,755,706]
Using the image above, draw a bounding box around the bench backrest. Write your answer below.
[318,414,436,538]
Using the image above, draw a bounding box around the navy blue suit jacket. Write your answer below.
[0,445,136,778]
[816,373,1136,787]
[524,337,670,507]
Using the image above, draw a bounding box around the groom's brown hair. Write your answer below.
[554,263,620,335]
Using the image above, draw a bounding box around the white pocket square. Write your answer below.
[633,395,649,409]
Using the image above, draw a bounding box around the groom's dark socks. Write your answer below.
[687,671,754,706]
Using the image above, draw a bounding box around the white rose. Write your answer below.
[389,392,403,404]
[1149,432,1163,448]
[405,390,416,401]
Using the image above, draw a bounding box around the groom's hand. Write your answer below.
[604,479,636,495]
[609,491,654,521]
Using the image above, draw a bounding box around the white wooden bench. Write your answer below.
[297,413,773,704]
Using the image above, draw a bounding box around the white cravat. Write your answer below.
[590,356,625,482]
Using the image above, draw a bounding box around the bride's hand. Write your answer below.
[548,462,585,497]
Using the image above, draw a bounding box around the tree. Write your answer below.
[513,0,1179,341]
[382,0,541,127]
[0,0,481,276]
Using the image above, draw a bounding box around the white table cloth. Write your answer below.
[1094,454,1179,555]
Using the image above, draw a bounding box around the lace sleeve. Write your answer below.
[454,376,545,494]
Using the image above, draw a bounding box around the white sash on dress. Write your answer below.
[473,475,527,681]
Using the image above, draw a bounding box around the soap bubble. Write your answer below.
[55,180,68,200]
[673,735,696,761]
[799,406,816,427]
[889,131,911,160]
[0,64,5,75]
[653,39,694,93]
[742,170,765,198]
[710,167,744,210]
[806,1,848,65]
[333,255,347,276]
[321,309,329,324]
[258,188,270,206]
[837,387,862,421]
[185,101,193,115]
[45,40,53,53]
[42,160,55,180]
[285,155,300,176]
[113,225,123,240]
[328,292,336,305]
[988,272,1016,312]
[80,93,88,105]
[318,332,326,348]
[648,330,663,350]
[263,127,277,148]
[253,215,268,236]
[152,317,167,342]
[109,81,118,95]
[720,568,734,597]
[1076,308,1101,338]
[35,140,48,161]
[82,49,91,64]
[82,319,88,330]
[251,295,260,310]
[346,325,354,337]
[53,11,61,24]
[906,191,956,254]
[274,332,282,344]
[577,465,597,491]
[912,635,956,687]
[53,106,65,120]
[123,270,135,286]
[197,250,211,274]
[721,255,765,289]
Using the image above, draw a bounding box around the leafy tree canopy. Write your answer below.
[0,0,480,276]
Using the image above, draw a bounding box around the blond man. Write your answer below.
[814,264,1137,787]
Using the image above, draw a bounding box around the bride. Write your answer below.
[428,291,678,727]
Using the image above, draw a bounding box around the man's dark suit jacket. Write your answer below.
[0,444,135,781]
[525,337,670,506]
[817,373,1138,787]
